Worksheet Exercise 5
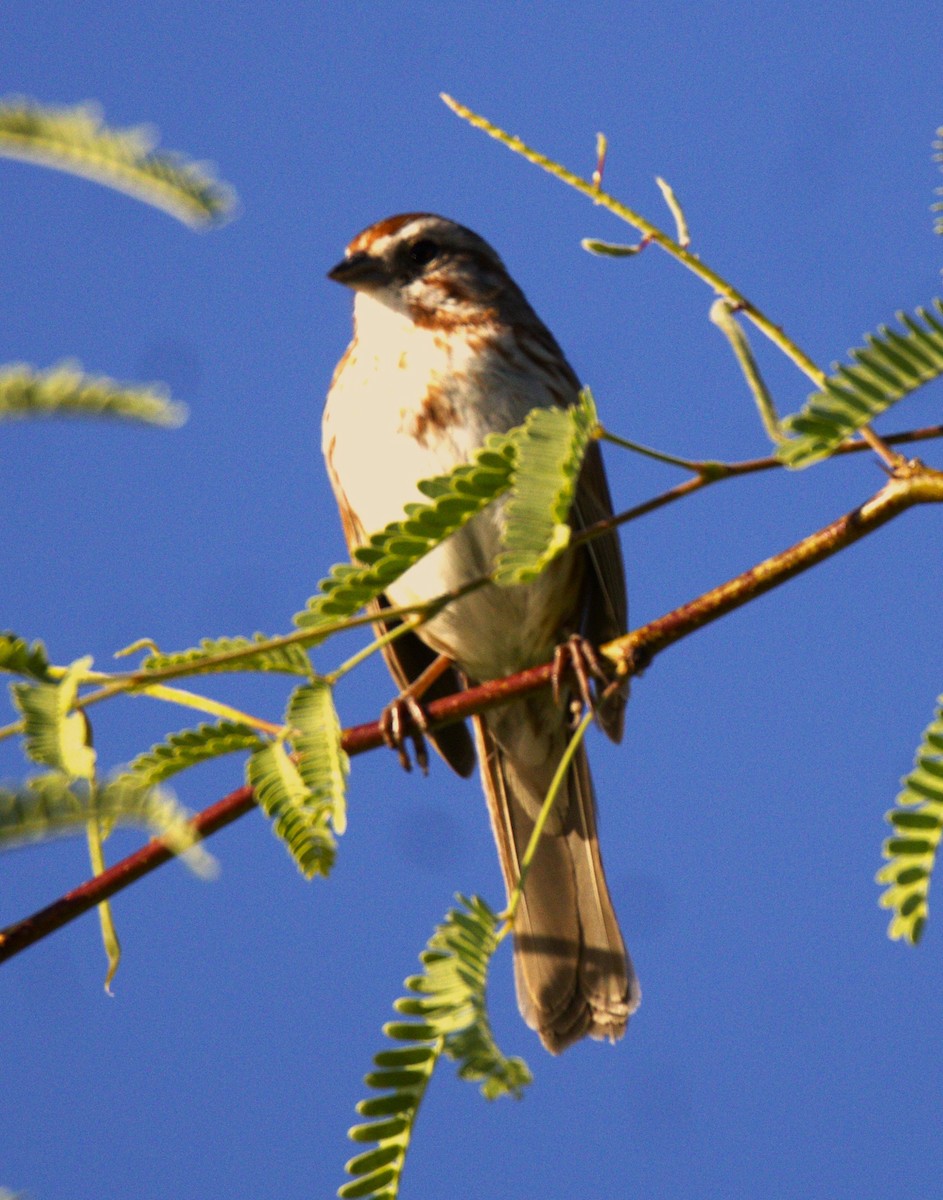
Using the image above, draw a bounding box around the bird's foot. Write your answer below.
[380,693,431,774]
[552,634,623,730]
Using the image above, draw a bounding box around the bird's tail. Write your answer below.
[473,700,639,1053]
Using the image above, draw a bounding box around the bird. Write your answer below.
[322,212,639,1052]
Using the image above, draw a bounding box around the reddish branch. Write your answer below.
[2,452,943,966]
[0,667,557,964]
[0,787,257,962]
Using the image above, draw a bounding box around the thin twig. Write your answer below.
[0,785,257,962]
[593,422,943,534]
[440,94,909,471]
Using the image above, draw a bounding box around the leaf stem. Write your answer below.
[709,298,785,444]
[598,425,720,473]
[325,613,425,684]
[128,683,284,735]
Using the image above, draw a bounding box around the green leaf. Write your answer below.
[777,300,943,467]
[85,796,121,992]
[139,633,313,677]
[0,361,187,426]
[295,435,516,634]
[247,737,337,879]
[0,96,235,226]
[341,895,530,1200]
[11,658,95,779]
[0,631,53,681]
[288,680,349,837]
[126,720,264,787]
[710,299,783,445]
[877,694,943,943]
[427,895,530,1096]
[580,237,642,257]
[494,389,596,585]
[655,175,691,247]
[97,895,121,992]
[0,773,216,877]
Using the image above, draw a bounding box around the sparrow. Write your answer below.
[323,213,639,1052]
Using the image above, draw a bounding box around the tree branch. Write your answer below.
[3,461,942,965]
[0,785,257,962]
[3,424,939,747]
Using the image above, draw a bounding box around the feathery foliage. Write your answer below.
[0,773,215,876]
[341,895,530,1200]
[139,633,312,677]
[777,301,943,467]
[877,696,943,944]
[289,680,349,838]
[0,96,235,226]
[494,389,596,584]
[126,721,264,787]
[247,739,337,878]
[246,680,348,878]
[11,659,95,779]
[294,434,517,632]
[0,361,186,426]
[0,632,53,682]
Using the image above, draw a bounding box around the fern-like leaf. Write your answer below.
[416,897,531,1098]
[877,695,943,943]
[0,96,235,226]
[0,773,215,876]
[0,631,53,681]
[341,896,530,1200]
[294,435,516,633]
[126,720,264,787]
[11,659,95,779]
[288,681,349,838]
[139,633,312,677]
[0,361,186,426]
[247,739,337,878]
[777,300,943,467]
[494,389,596,585]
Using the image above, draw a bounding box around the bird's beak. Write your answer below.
[327,251,388,290]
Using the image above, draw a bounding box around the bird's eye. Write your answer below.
[407,238,439,267]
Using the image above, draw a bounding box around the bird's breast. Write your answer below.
[323,300,579,680]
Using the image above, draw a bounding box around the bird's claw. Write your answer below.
[552,634,620,729]
[380,694,431,775]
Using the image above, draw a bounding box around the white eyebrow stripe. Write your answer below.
[349,214,439,256]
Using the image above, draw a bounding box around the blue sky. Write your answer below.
[2,4,943,1198]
